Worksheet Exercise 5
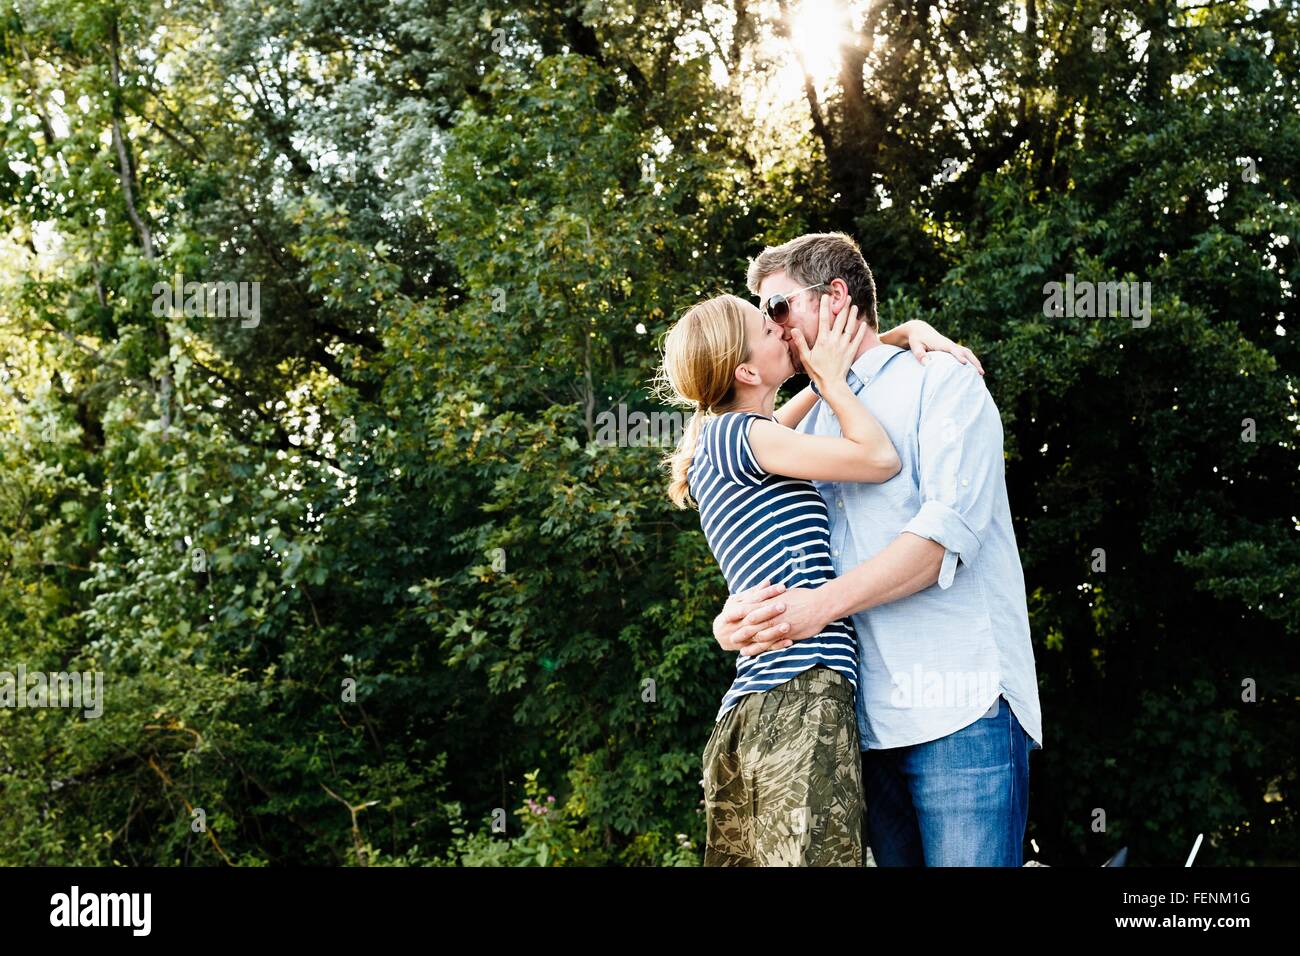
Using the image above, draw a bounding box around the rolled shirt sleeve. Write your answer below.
[901,356,1004,589]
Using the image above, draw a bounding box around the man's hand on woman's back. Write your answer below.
[712,581,797,655]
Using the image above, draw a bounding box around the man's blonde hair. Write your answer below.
[746,232,878,329]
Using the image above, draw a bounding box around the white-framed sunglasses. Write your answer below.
[760,282,826,324]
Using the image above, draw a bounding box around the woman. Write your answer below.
[655,292,978,866]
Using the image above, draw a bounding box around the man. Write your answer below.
[712,232,1044,867]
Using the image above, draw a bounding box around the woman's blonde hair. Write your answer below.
[652,294,752,509]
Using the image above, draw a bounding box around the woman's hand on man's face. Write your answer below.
[789,293,867,389]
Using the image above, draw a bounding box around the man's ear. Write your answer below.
[826,278,851,314]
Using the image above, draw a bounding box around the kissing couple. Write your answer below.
[656,232,1043,867]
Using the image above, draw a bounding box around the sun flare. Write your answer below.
[786,0,848,88]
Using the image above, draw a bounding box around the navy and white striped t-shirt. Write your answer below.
[687,411,858,721]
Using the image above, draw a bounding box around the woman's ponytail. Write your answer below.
[652,295,751,510]
[666,407,708,509]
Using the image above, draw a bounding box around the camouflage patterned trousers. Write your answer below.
[701,665,864,866]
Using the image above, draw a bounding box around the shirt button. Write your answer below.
[833,549,839,557]
[837,500,844,509]
[961,478,970,487]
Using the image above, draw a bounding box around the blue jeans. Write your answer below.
[862,695,1031,866]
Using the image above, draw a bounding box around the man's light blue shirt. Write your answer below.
[799,344,1044,752]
